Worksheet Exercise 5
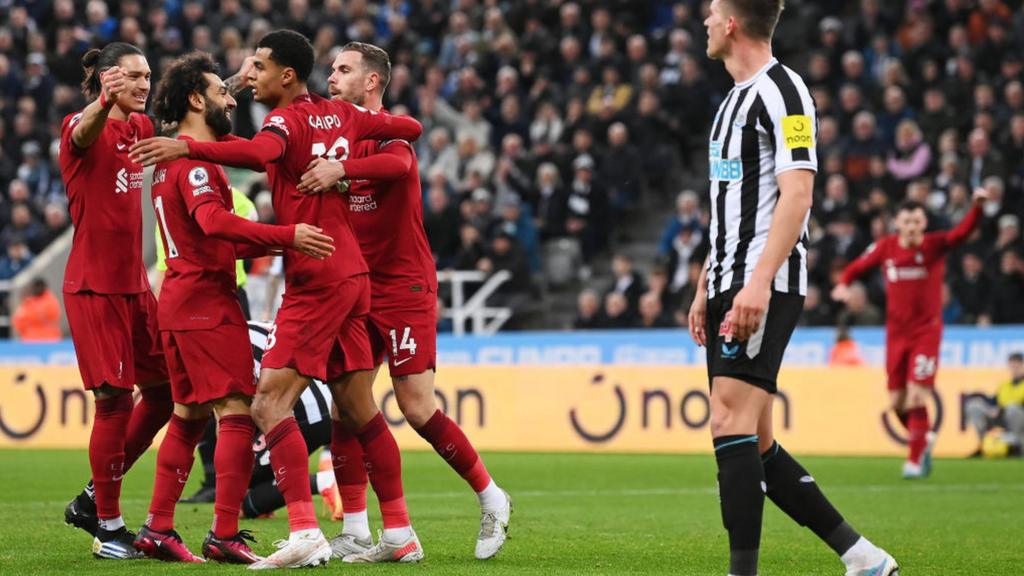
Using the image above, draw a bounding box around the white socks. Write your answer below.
[315,470,335,494]
[98,516,125,531]
[841,537,882,568]
[382,526,413,544]
[477,480,506,512]
[342,511,371,540]
[291,527,322,541]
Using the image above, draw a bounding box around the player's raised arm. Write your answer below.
[71,66,126,149]
[70,45,153,150]
[938,187,988,249]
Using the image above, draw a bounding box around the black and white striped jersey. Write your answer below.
[706,58,817,299]
[248,321,333,427]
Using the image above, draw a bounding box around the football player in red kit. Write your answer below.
[832,188,988,478]
[132,52,335,565]
[130,30,423,568]
[58,42,174,560]
[297,42,512,561]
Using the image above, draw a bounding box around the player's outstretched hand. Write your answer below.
[226,55,257,95]
[292,223,334,259]
[99,66,126,107]
[130,137,189,166]
[831,283,851,303]
[972,186,990,204]
[728,282,769,342]
[298,157,346,194]
[688,291,707,347]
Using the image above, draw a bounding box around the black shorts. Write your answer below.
[705,288,804,394]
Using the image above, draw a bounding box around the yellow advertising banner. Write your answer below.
[0,365,1005,457]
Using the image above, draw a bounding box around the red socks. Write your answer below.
[267,417,318,532]
[355,413,409,528]
[123,384,173,470]
[213,414,256,538]
[415,409,492,492]
[90,393,134,520]
[906,407,930,464]
[147,414,209,532]
[331,419,368,514]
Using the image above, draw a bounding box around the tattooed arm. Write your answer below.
[225,56,256,97]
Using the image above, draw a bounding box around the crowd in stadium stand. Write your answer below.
[2,0,1024,334]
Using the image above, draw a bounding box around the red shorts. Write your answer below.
[368,289,438,377]
[162,322,256,405]
[262,274,373,381]
[64,291,167,391]
[886,329,941,390]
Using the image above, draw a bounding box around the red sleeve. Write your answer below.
[61,112,87,157]
[840,238,888,284]
[188,130,285,171]
[234,243,269,259]
[933,203,982,251]
[340,102,423,143]
[179,164,229,214]
[340,143,413,181]
[192,202,295,247]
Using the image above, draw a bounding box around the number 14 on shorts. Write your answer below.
[390,327,417,360]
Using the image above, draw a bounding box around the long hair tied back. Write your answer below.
[81,42,144,101]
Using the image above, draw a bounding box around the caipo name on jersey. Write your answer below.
[708,140,742,181]
[308,114,343,131]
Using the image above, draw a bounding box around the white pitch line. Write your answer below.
[19,483,1024,509]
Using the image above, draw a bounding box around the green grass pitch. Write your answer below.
[0,449,1020,575]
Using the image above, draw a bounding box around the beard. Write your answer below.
[204,100,233,137]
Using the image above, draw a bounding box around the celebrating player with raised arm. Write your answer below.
[130,51,334,565]
[833,190,987,478]
[130,30,423,569]
[688,2,897,575]
[296,42,511,562]
[58,42,174,561]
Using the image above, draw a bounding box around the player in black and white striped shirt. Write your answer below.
[687,2,898,576]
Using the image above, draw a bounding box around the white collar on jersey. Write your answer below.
[734,57,779,89]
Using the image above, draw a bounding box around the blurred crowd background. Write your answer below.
[2,0,1024,337]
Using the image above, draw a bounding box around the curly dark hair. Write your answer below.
[257,29,314,82]
[80,42,144,100]
[152,52,220,124]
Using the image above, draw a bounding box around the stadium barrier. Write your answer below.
[0,362,1007,457]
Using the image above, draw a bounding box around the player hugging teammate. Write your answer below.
[56,29,512,565]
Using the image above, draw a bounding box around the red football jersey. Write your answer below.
[263,93,417,289]
[59,111,154,294]
[346,139,437,301]
[151,142,243,331]
[188,93,422,290]
[841,205,981,333]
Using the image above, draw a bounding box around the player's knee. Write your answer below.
[906,387,928,408]
[394,383,436,428]
[250,394,278,430]
[710,410,742,437]
[399,399,435,429]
